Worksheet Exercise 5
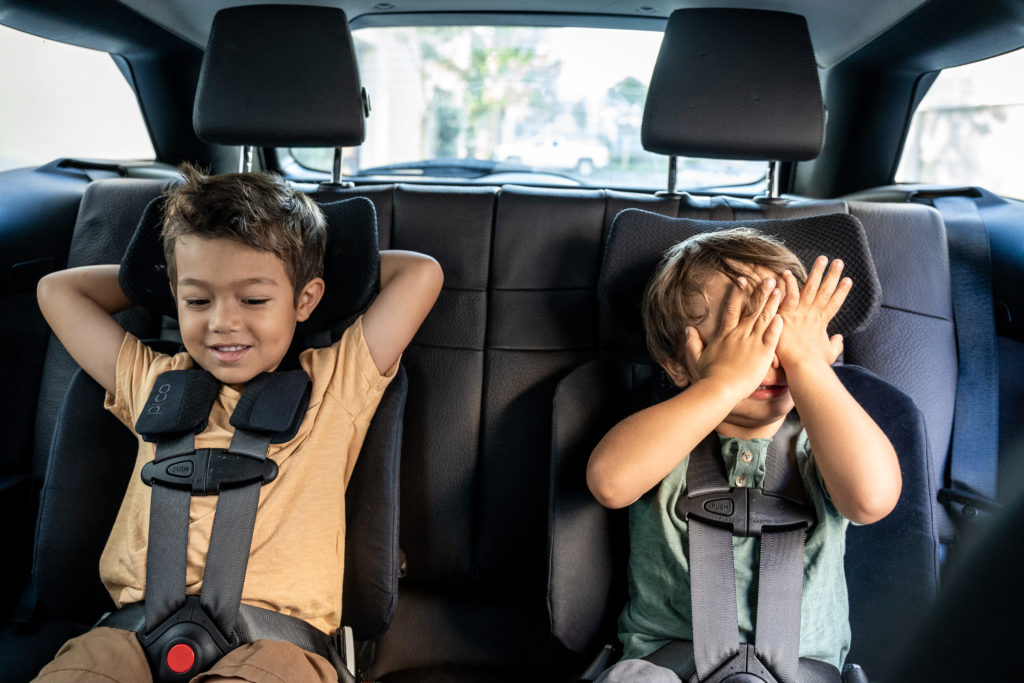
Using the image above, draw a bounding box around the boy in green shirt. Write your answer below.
[587,228,901,681]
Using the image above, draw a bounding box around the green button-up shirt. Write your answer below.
[619,429,851,669]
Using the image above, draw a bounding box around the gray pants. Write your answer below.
[594,659,682,683]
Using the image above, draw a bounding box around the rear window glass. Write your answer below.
[0,24,155,172]
[896,46,1024,199]
[282,25,767,192]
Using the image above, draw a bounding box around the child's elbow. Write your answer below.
[37,270,56,303]
[421,254,444,296]
[36,270,63,317]
[405,253,444,301]
[845,478,902,525]
[586,466,633,510]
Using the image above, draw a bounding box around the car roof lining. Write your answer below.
[113,0,929,68]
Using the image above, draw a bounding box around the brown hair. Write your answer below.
[642,227,808,364]
[162,163,327,301]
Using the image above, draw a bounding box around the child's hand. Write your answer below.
[777,256,851,370]
[682,276,783,399]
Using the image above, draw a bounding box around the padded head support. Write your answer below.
[194,4,366,147]
[642,9,824,161]
[598,209,881,354]
[119,193,380,342]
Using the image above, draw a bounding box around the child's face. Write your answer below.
[674,265,795,435]
[171,235,322,386]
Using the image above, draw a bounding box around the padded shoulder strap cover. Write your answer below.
[230,370,311,443]
[135,369,221,441]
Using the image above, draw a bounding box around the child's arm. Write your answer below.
[587,277,783,509]
[778,257,901,524]
[37,265,133,395]
[362,250,444,375]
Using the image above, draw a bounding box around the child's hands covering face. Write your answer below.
[777,256,851,369]
[682,276,783,398]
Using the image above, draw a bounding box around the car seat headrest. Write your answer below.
[642,8,824,161]
[119,193,379,342]
[194,4,366,148]
[598,210,881,355]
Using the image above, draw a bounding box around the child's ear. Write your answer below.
[659,358,691,388]
[295,277,325,322]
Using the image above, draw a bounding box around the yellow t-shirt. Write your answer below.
[101,316,395,635]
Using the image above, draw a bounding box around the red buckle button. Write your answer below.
[166,642,196,674]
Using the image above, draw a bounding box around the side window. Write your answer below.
[0,24,155,173]
[896,47,1024,199]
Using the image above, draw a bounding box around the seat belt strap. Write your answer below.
[199,426,273,636]
[145,484,192,633]
[755,528,806,682]
[682,417,810,683]
[930,194,1000,507]
[689,518,741,679]
[755,418,806,683]
[135,369,306,649]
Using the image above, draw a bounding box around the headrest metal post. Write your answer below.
[655,156,682,198]
[332,147,343,185]
[240,146,254,173]
[320,147,354,190]
[759,160,785,203]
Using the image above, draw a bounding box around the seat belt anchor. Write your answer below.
[938,486,1002,524]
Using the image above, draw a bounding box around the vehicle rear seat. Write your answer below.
[5,7,965,683]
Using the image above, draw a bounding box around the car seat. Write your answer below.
[548,8,942,682]
[34,189,404,680]
[2,5,403,681]
[549,208,934,682]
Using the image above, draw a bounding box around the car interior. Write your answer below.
[0,1,1021,682]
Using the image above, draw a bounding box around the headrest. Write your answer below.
[598,210,880,354]
[194,4,366,147]
[119,193,379,342]
[642,9,824,161]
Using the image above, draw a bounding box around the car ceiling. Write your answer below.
[114,0,930,68]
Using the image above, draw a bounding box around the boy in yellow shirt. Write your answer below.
[34,165,443,682]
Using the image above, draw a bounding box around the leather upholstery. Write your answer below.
[194,5,365,148]
[642,9,824,161]
[21,179,959,683]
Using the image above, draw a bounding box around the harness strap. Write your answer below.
[128,368,324,681]
[686,434,740,679]
[689,512,742,679]
[681,415,811,683]
[200,445,269,635]
[145,485,192,634]
[755,524,807,682]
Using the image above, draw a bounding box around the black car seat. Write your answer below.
[548,8,944,681]
[1,5,404,681]
[35,188,404,679]
[549,209,932,682]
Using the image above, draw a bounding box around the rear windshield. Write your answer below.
[279,25,767,192]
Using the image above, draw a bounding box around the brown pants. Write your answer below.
[33,626,337,683]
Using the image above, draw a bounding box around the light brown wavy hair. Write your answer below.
[642,227,807,365]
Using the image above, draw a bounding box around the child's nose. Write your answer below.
[210,300,240,332]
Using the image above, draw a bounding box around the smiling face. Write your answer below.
[172,235,323,386]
